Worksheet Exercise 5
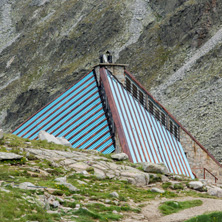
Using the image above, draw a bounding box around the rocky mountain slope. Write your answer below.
[1,133,222,222]
[0,0,221,161]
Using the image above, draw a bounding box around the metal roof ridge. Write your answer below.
[99,67,133,161]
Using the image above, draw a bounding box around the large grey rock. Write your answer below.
[111,153,129,161]
[142,162,169,174]
[38,131,61,145]
[188,181,204,190]
[19,182,36,190]
[55,177,66,183]
[61,182,79,192]
[94,168,106,179]
[38,131,72,147]
[151,187,165,193]
[110,192,119,198]
[0,152,22,160]
[0,129,3,139]
[57,137,72,147]
[120,170,149,186]
[207,186,222,198]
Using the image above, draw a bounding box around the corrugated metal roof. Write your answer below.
[100,68,194,178]
[12,71,115,154]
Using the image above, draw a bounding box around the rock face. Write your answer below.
[25,148,150,186]
[0,152,22,160]
[0,129,3,139]
[0,0,222,161]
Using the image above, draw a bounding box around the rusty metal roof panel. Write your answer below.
[12,71,115,154]
[103,70,194,178]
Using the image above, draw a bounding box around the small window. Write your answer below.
[161,112,166,126]
[148,100,154,115]
[133,84,137,99]
[174,125,178,139]
[139,91,144,105]
[126,78,131,93]
[170,121,173,134]
[155,109,160,121]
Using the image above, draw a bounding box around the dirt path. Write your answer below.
[122,196,222,222]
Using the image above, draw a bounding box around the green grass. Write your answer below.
[159,200,203,215]
[185,211,222,222]
[0,189,60,222]
[73,207,122,222]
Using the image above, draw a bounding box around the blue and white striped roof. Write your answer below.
[12,71,115,154]
[100,69,194,178]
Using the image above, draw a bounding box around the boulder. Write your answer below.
[207,186,222,198]
[0,152,23,160]
[142,162,169,174]
[19,182,36,190]
[61,182,79,192]
[188,181,204,190]
[111,153,129,161]
[110,192,119,198]
[94,168,106,179]
[55,177,66,183]
[0,129,3,139]
[151,187,165,193]
[38,131,61,145]
[57,137,72,147]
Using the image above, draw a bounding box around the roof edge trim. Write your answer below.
[11,69,94,134]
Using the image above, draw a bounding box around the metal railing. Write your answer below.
[125,75,180,141]
[192,167,218,183]
[204,168,218,183]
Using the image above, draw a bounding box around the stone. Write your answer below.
[112,210,118,214]
[121,171,149,186]
[188,181,204,190]
[0,188,10,193]
[48,196,60,208]
[62,182,79,192]
[161,175,170,182]
[55,177,66,183]
[80,170,89,176]
[207,186,222,198]
[57,137,72,147]
[0,152,23,160]
[77,180,87,185]
[47,210,58,214]
[142,162,169,174]
[110,192,119,198]
[38,130,61,145]
[69,162,89,172]
[105,199,111,203]
[151,187,165,193]
[111,153,129,161]
[113,200,119,205]
[94,168,106,179]
[39,169,50,177]
[19,182,36,190]
[0,129,3,139]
